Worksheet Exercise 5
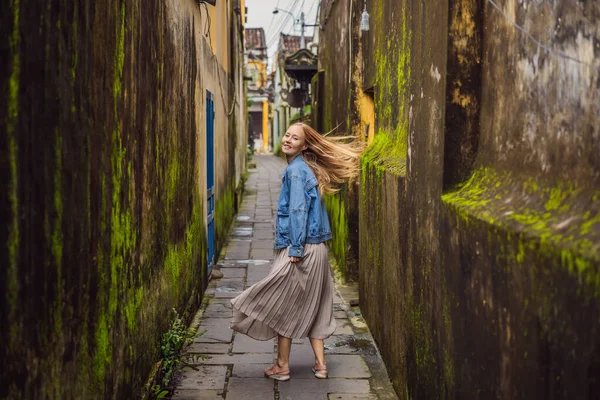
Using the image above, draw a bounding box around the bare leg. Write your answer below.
[277,335,292,368]
[309,338,326,366]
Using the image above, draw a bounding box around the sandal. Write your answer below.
[264,363,290,381]
[312,363,328,379]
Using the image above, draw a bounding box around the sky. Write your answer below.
[245,0,321,72]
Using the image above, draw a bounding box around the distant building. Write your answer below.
[272,33,305,151]
[244,27,269,152]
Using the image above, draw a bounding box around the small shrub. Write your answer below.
[151,309,196,398]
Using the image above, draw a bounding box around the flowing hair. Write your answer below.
[293,123,366,196]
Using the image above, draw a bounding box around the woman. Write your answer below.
[230,122,364,381]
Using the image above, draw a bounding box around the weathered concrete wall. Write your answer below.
[317,0,361,281]
[319,0,600,397]
[0,0,245,398]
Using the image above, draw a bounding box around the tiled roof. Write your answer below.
[278,34,302,56]
[245,28,266,50]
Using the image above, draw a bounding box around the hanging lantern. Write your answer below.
[360,3,370,32]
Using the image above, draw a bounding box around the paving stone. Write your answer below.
[324,335,361,354]
[187,342,230,354]
[190,353,273,365]
[254,230,274,239]
[247,266,272,282]
[231,227,253,237]
[334,310,348,319]
[232,334,275,353]
[328,394,378,400]
[250,248,276,260]
[204,299,232,318]
[333,292,344,304]
[217,260,246,268]
[214,291,241,299]
[221,268,246,279]
[224,248,250,260]
[195,318,233,343]
[278,379,370,400]
[226,378,275,400]
[325,355,372,378]
[333,319,355,335]
[254,218,274,223]
[176,365,227,390]
[232,363,273,378]
[251,240,275,249]
[171,389,223,400]
[288,350,370,379]
[214,279,244,298]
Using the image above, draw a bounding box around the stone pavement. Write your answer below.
[172,155,398,400]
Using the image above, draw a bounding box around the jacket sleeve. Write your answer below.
[288,173,309,257]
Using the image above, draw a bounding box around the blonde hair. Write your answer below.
[293,123,366,195]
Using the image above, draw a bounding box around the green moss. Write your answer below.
[324,192,348,278]
[215,183,236,247]
[363,2,411,177]
[113,2,125,101]
[409,301,436,387]
[581,213,600,236]
[52,134,63,335]
[92,3,134,381]
[93,314,110,383]
[545,186,571,212]
[443,167,600,293]
[7,0,21,347]
[70,12,78,114]
[165,202,205,299]
[361,129,407,176]
[124,286,144,332]
[444,349,454,391]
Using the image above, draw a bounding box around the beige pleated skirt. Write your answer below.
[230,243,336,340]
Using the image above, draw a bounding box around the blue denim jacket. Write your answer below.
[275,155,332,257]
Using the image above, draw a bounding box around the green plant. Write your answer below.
[290,105,312,122]
[151,309,196,398]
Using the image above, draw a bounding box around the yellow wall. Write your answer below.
[248,60,267,88]
[262,100,269,150]
[240,0,246,26]
[208,2,228,71]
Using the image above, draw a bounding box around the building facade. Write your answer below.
[272,34,302,151]
[316,0,600,398]
[0,0,246,397]
[244,27,270,152]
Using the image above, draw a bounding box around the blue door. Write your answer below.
[206,91,215,276]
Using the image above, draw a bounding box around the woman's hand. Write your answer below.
[290,256,303,263]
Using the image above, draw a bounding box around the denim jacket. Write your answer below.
[275,155,332,257]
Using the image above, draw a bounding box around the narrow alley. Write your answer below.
[3,0,599,398]
[171,155,397,400]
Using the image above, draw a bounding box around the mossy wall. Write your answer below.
[319,0,600,397]
[0,0,245,398]
[318,0,361,280]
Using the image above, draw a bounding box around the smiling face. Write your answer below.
[281,124,308,160]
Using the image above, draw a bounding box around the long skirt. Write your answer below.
[230,243,336,340]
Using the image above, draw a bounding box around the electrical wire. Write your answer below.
[265,0,283,37]
[486,0,599,70]
[199,1,238,116]
[266,0,302,44]
[266,0,296,39]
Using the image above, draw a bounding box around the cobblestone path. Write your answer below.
[172,155,398,400]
